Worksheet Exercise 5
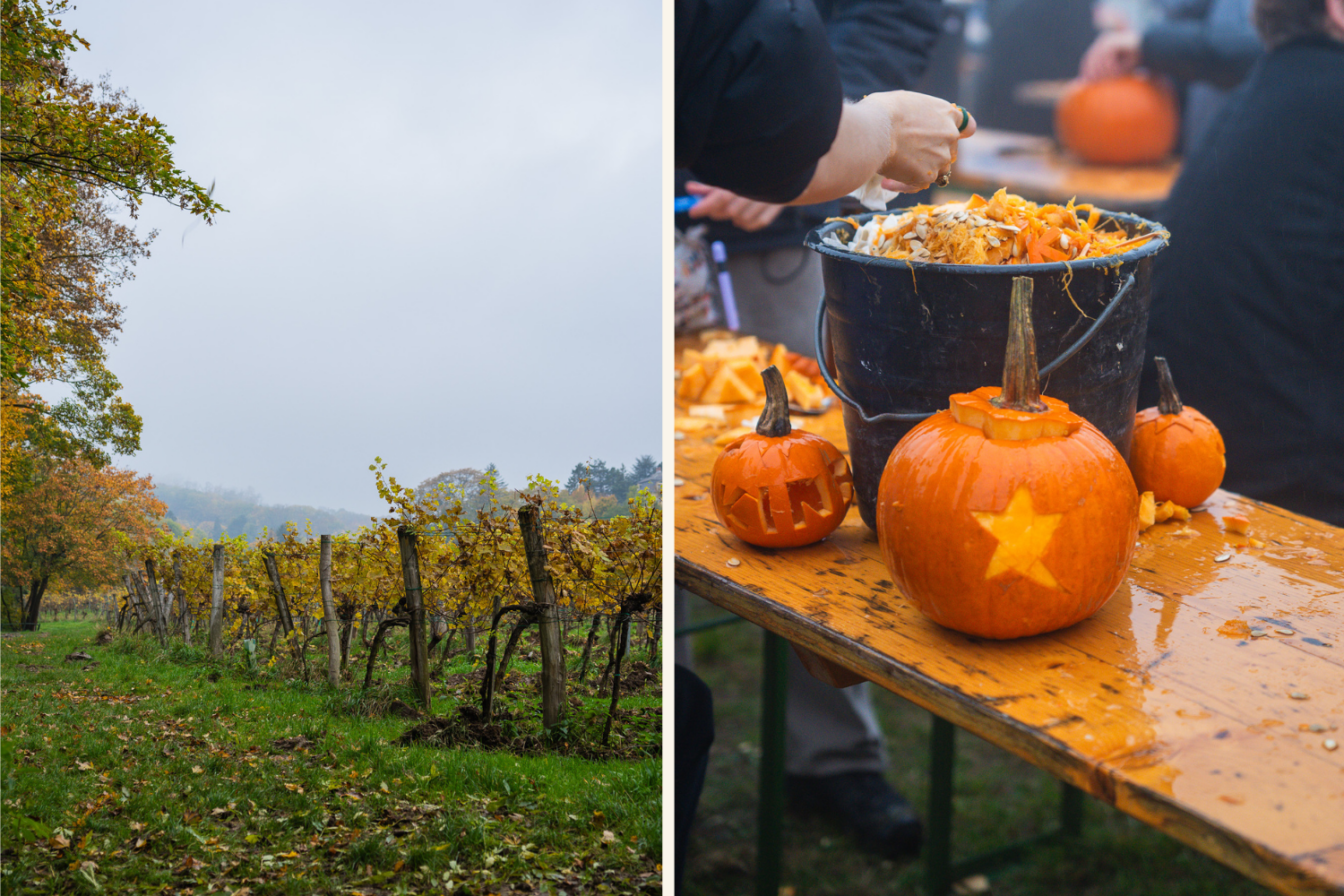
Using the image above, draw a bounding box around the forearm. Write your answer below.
[787,100,891,206]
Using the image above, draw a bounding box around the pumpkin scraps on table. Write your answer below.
[821,188,1165,266]
[876,276,1140,639]
[675,333,833,446]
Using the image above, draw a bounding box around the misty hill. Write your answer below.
[155,483,371,541]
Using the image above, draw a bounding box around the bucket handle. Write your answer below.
[814,272,1137,424]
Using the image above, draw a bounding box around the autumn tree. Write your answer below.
[1,0,223,475]
[0,456,165,627]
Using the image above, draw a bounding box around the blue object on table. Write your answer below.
[675,195,700,214]
[711,241,740,331]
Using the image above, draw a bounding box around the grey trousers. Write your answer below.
[674,587,887,776]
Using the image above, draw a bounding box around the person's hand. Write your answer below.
[1079,30,1142,80]
[684,182,785,232]
[864,91,976,190]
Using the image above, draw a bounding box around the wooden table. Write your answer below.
[950,128,1181,216]
[675,394,1344,896]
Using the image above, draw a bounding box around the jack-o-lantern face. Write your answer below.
[711,367,854,548]
[876,277,1139,639]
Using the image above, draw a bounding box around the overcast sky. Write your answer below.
[58,1,662,515]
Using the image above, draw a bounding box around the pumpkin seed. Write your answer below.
[1250,628,1267,637]
[1274,627,1295,636]
[1289,691,1309,700]
[673,478,685,487]
[1214,552,1233,562]
[1325,739,1339,751]
[1308,724,1326,733]
[674,432,686,441]
[725,558,741,568]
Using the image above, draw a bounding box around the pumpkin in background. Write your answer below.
[712,366,853,548]
[1055,75,1178,165]
[876,277,1138,640]
[1130,356,1225,508]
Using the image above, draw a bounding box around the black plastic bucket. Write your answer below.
[805,210,1167,530]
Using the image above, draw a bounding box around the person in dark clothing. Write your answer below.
[676,0,946,352]
[1080,0,1263,153]
[675,0,962,866]
[675,0,973,207]
[675,665,714,895]
[1141,0,1344,525]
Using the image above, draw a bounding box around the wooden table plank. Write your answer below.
[951,127,1181,214]
[674,383,1344,896]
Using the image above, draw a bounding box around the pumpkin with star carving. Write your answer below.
[875,277,1139,639]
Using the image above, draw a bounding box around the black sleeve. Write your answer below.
[824,0,942,98]
[1141,18,1263,88]
[676,0,845,203]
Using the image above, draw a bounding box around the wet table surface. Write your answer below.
[951,128,1181,215]
[674,380,1344,896]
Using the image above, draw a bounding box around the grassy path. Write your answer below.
[1,622,661,895]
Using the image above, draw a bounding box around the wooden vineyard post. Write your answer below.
[122,573,146,631]
[173,551,189,646]
[143,558,168,646]
[262,552,296,637]
[319,536,341,688]
[518,505,567,732]
[209,544,225,656]
[396,526,431,712]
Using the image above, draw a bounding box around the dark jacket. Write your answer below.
[675,0,844,204]
[676,0,942,250]
[1143,0,1263,152]
[1142,37,1344,524]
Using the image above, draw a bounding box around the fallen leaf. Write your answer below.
[601,830,616,844]
[191,765,203,774]
[50,833,70,849]
[75,761,93,771]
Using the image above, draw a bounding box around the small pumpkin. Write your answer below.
[711,366,854,548]
[1129,357,1225,508]
[1055,75,1178,165]
[876,277,1138,639]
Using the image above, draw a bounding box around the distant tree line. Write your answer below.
[565,456,660,502]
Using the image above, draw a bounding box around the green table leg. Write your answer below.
[927,714,956,896]
[757,629,788,896]
[1060,781,1084,836]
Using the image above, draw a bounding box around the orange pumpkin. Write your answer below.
[1130,357,1225,508]
[712,366,854,548]
[876,278,1138,639]
[1055,75,1178,165]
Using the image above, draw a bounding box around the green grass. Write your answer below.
[1,621,661,895]
[681,596,1274,896]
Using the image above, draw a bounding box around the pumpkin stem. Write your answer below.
[756,366,792,437]
[992,276,1048,413]
[1154,356,1184,415]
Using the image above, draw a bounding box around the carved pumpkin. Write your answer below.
[876,277,1139,639]
[712,366,854,548]
[1055,75,1178,165]
[1130,357,1225,508]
